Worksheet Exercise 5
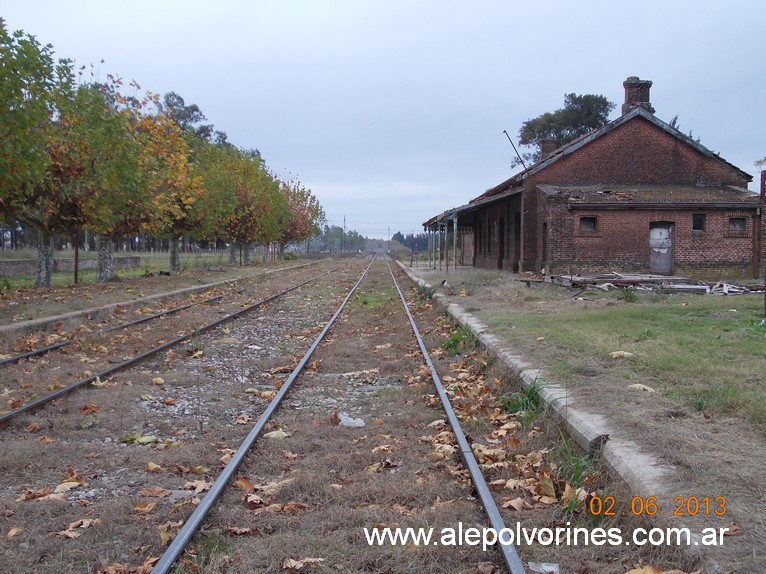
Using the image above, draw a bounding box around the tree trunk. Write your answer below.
[96,233,115,282]
[243,242,251,265]
[34,230,54,288]
[228,242,237,265]
[170,236,180,273]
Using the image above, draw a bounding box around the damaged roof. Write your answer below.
[539,183,760,208]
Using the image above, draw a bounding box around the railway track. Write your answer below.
[0,263,351,425]
[0,256,526,573]
[149,256,525,573]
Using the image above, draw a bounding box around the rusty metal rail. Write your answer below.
[385,256,527,574]
[0,294,224,368]
[150,256,377,574]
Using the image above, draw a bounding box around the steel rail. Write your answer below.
[0,295,224,368]
[151,256,377,574]
[0,269,338,427]
[384,257,527,574]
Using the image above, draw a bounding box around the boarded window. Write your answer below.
[579,216,598,232]
[728,217,746,234]
[692,213,706,231]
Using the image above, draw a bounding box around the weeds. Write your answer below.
[500,380,543,427]
[441,324,476,356]
[618,288,639,303]
[550,433,597,517]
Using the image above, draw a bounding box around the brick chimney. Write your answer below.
[622,76,655,115]
[539,138,558,159]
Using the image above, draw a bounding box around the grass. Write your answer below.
[441,324,477,356]
[477,285,766,431]
[0,248,243,290]
[499,380,543,427]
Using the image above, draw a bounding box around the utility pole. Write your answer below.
[342,215,346,253]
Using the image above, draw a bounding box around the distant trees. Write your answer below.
[391,231,428,252]
[513,93,615,167]
[0,19,325,287]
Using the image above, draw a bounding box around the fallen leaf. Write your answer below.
[140,486,171,498]
[263,429,290,439]
[136,435,158,445]
[90,377,107,388]
[627,383,655,392]
[721,522,744,536]
[151,377,165,386]
[25,422,41,433]
[225,526,270,536]
[54,481,81,493]
[80,414,99,429]
[157,520,183,546]
[6,527,22,539]
[184,479,212,494]
[80,403,99,414]
[282,557,325,571]
[610,350,634,359]
[135,502,157,514]
[282,450,299,459]
[501,497,529,511]
[146,462,163,473]
[234,476,255,493]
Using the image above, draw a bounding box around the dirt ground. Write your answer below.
[407,264,765,574]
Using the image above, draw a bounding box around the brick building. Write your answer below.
[425,77,763,278]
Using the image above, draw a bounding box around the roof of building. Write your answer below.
[538,184,759,208]
[472,106,753,203]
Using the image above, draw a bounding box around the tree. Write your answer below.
[222,152,288,265]
[0,20,75,287]
[277,178,325,255]
[514,93,615,166]
[135,106,204,273]
[0,20,65,203]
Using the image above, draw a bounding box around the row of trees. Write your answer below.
[0,20,325,287]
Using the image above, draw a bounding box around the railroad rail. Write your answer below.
[0,294,224,368]
[150,256,526,574]
[0,268,337,426]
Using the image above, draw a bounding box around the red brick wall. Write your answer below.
[517,115,757,275]
[533,116,750,188]
[544,207,757,277]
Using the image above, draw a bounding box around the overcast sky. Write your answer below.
[4,1,765,238]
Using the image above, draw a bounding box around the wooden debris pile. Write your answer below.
[550,272,762,295]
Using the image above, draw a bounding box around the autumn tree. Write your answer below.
[135,105,204,273]
[277,178,325,256]
[513,93,615,166]
[223,152,288,265]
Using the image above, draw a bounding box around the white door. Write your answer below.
[649,223,673,275]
